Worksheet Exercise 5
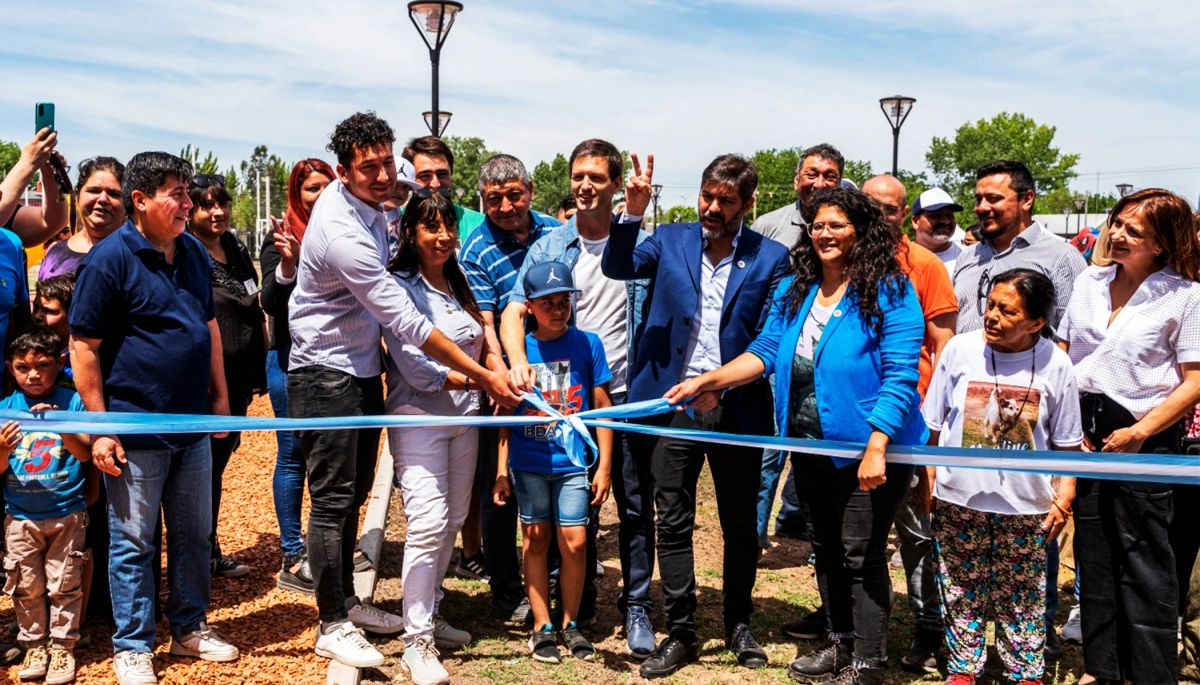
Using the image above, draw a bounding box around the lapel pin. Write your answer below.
[737,260,745,268]
[833,310,842,317]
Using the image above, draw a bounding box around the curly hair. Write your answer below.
[781,186,905,333]
[388,193,484,326]
[327,112,395,167]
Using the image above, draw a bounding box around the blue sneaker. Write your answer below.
[625,606,657,659]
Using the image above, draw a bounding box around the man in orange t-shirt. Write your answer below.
[862,174,957,673]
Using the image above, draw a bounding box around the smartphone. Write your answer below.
[35,102,55,133]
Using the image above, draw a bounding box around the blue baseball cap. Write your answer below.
[523,261,580,300]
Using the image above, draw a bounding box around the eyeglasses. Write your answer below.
[975,268,992,316]
[806,221,854,237]
[191,174,226,188]
[414,187,452,199]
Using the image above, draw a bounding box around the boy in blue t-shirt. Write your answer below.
[32,273,76,391]
[0,328,90,683]
[492,261,613,664]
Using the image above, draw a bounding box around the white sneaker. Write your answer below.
[432,614,471,648]
[1062,604,1082,644]
[314,621,385,668]
[348,601,404,635]
[113,651,158,685]
[401,636,450,685]
[169,622,239,662]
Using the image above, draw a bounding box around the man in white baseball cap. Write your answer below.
[910,187,965,274]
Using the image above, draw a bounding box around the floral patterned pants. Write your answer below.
[932,500,1047,680]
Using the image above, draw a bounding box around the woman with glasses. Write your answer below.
[915,268,1082,685]
[38,157,126,280]
[666,186,926,685]
[1058,188,1200,685]
[187,173,267,580]
[260,158,335,594]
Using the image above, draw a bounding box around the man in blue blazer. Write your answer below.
[603,154,789,678]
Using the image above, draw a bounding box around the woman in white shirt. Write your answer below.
[384,193,500,685]
[1058,189,1200,685]
[917,269,1082,684]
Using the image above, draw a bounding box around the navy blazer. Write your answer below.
[603,219,789,435]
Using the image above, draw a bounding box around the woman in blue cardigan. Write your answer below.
[667,187,926,685]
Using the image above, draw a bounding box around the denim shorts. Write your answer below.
[509,469,590,526]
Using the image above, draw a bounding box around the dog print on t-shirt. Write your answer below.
[962,381,1040,450]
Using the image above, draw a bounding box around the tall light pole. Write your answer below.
[407,2,463,137]
[454,187,466,204]
[879,95,916,176]
[1116,183,1133,198]
[1062,206,1071,234]
[651,183,662,229]
[1073,197,1085,231]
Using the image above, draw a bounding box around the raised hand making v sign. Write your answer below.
[623,153,655,217]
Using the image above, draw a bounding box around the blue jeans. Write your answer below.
[106,439,213,653]
[511,470,590,526]
[267,350,307,558]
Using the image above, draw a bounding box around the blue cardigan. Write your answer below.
[746,275,929,467]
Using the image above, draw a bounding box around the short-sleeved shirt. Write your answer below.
[508,327,611,475]
[0,227,29,336]
[1,386,88,520]
[454,205,487,244]
[1059,265,1200,420]
[923,332,1083,515]
[750,201,805,252]
[952,222,1087,334]
[70,221,215,450]
[459,214,560,315]
[898,237,959,398]
[38,239,88,280]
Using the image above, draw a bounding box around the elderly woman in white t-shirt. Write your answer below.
[917,268,1082,684]
[1058,188,1200,685]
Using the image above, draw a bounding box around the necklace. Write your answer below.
[989,343,1037,437]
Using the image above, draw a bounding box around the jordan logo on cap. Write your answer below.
[546,268,562,284]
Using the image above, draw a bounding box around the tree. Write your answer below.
[842,159,874,188]
[926,112,1079,221]
[232,146,290,233]
[180,144,221,175]
[444,136,497,210]
[0,140,20,178]
[751,147,802,217]
[531,153,571,215]
[1038,187,1119,217]
[662,205,698,223]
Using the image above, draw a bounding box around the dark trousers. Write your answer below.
[477,424,522,596]
[638,404,761,637]
[776,466,807,532]
[797,456,914,663]
[610,391,655,613]
[1171,484,1200,615]
[288,366,383,623]
[209,391,251,558]
[1075,392,1180,685]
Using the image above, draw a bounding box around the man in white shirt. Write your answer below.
[911,187,965,275]
[501,139,657,657]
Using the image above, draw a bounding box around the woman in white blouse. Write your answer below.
[1058,189,1200,685]
[383,193,502,684]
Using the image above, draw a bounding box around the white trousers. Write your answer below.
[390,424,478,643]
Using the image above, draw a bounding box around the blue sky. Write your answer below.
[3,0,1198,205]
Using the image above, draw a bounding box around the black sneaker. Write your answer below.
[788,639,853,682]
[900,627,942,674]
[453,551,489,581]
[826,665,884,685]
[491,591,531,624]
[726,623,768,668]
[277,554,314,595]
[557,622,595,660]
[529,625,561,663]
[781,606,827,640]
[1044,628,1063,661]
[211,554,250,578]
[353,549,372,572]
[639,633,700,679]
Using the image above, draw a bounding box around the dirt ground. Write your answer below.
[0,393,1164,684]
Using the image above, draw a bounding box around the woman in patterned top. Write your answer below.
[187,173,267,580]
[1058,188,1200,685]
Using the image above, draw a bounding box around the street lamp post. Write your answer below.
[651,184,662,229]
[878,95,916,176]
[1073,197,1086,231]
[454,187,466,204]
[1062,206,1071,235]
[407,1,464,137]
[1116,183,1133,198]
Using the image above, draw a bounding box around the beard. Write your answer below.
[701,211,742,241]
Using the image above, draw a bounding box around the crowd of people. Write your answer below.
[0,116,1196,685]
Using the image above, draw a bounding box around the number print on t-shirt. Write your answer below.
[962,381,1041,450]
[521,360,583,442]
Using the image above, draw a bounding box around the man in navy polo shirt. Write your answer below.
[71,151,238,685]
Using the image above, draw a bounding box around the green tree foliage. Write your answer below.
[531,153,571,215]
[662,205,699,223]
[842,160,874,188]
[229,146,290,233]
[926,112,1079,221]
[751,147,801,217]
[1038,187,1119,216]
[444,136,497,210]
[180,144,221,175]
[0,139,20,178]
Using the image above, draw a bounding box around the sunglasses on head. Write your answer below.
[414,187,451,199]
[191,174,226,189]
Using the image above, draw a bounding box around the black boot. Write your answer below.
[900,627,942,673]
[787,638,853,682]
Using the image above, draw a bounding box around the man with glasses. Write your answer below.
[458,153,562,623]
[401,136,487,243]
